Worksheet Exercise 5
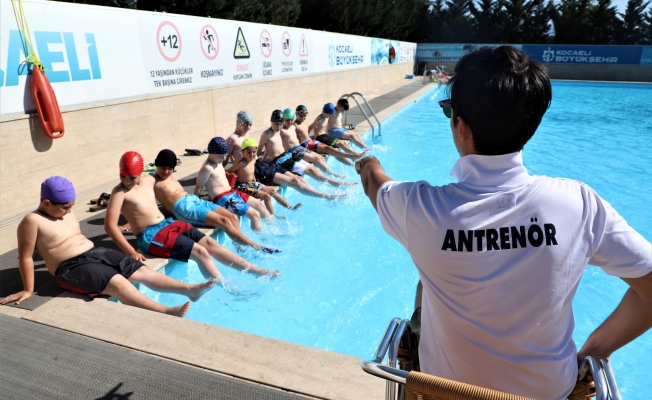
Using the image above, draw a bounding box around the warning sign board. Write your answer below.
[157,21,182,62]
[260,29,272,58]
[233,27,250,59]
[200,24,219,60]
[299,33,309,57]
[282,31,291,57]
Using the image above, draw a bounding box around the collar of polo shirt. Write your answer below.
[450,152,533,189]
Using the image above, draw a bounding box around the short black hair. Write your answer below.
[448,45,552,155]
[337,98,349,111]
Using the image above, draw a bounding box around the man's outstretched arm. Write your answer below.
[577,271,652,361]
[356,156,394,211]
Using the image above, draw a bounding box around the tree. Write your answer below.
[644,7,652,44]
[416,0,449,42]
[440,0,475,42]
[551,0,594,43]
[588,0,619,44]
[616,0,652,43]
[520,0,554,43]
[470,0,502,43]
[135,0,267,22]
[54,0,135,8]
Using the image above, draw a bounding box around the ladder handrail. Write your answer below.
[339,92,382,137]
[362,318,622,400]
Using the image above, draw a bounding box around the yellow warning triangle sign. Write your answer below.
[299,33,309,56]
[234,28,250,59]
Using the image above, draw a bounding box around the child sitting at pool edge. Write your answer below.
[228,138,302,217]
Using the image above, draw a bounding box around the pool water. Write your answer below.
[141,81,652,397]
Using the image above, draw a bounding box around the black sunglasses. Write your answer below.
[438,99,451,118]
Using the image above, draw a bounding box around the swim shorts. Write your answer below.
[274,152,297,172]
[327,128,349,139]
[291,159,309,176]
[289,145,309,158]
[55,247,143,297]
[255,159,286,186]
[137,217,206,262]
[301,140,322,151]
[213,189,251,217]
[172,194,219,226]
[235,181,264,196]
[316,134,338,147]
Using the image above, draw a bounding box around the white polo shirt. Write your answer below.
[377,152,652,400]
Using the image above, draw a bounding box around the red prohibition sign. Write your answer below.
[200,24,219,60]
[281,31,291,57]
[157,21,182,62]
[260,29,272,58]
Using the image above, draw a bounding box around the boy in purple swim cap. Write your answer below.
[0,176,217,317]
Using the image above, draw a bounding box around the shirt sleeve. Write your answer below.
[376,181,415,249]
[587,189,652,278]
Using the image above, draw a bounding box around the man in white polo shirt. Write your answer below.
[357,46,651,399]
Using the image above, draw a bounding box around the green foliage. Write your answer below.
[51,0,652,44]
[616,0,651,43]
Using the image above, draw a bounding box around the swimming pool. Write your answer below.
[141,81,652,397]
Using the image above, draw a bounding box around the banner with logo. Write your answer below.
[415,43,647,66]
[0,0,416,116]
[523,45,643,65]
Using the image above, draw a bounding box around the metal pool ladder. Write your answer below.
[361,318,623,400]
[340,92,382,138]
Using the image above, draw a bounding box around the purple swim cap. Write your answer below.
[41,176,76,203]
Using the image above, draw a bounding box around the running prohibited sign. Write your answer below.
[157,21,182,62]
[200,24,219,60]
[260,29,272,58]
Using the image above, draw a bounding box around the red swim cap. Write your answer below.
[119,151,144,176]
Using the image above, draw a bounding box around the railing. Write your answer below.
[361,318,622,400]
[340,92,382,138]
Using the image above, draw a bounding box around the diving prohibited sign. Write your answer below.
[157,21,182,62]
[200,24,219,60]
[260,29,272,58]
[281,31,291,57]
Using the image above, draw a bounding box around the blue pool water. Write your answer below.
[141,81,652,397]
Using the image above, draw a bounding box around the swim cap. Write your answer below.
[323,103,335,114]
[208,137,229,155]
[237,110,253,124]
[271,110,284,123]
[296,105,308,114]
[119,151,144,177]
[155,149,177,168]
[283,108,295,120]
[41,176,76,203]
[241,138,257,150]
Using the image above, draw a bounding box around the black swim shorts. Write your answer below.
[316,134,338,147]
[54,247,143,297]
[255,159,286,186]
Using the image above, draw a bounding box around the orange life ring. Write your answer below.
[31,67,64,139]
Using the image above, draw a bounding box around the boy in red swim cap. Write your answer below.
[0,175,216,317]
[105,151,280,277]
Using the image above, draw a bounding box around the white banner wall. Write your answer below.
[0,0,416,116]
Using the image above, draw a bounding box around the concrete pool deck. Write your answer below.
[0,78,435,399]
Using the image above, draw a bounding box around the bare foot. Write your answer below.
[333,172,347,179]
[342,181,358,186]
[269,270,281,277]
[187,278,217,301]
[167,301,191,317]
[355,149,368,159]
[291,202,303,210]
[274,215,287,220]
[326,193,347,199]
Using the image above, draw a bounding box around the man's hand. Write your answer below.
[0,290,33,305]
[129,252,147,262]
[355,155,380,175]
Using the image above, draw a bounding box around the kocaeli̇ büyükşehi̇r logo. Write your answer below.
[328,42,336,67]
[542,47,555,63]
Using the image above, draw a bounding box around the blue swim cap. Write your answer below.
[283,108,295,120]
[208,137,229,155]
[323,103,335,114]
[41,176,76,203]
